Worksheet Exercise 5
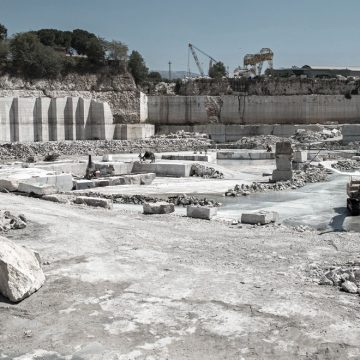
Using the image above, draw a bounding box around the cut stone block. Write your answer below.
[93,179,110,187]
[102,154,113,162]
[42,194,69,204]
[241,211,279,225]
[186,206,217,220]
[272,169,293,182]
[23,173,73,192]
[143,202,175,215]
[132,162,192,177]
[73,196,113,209]
[275,155,292,171]
[293,151,307,163]
[18,183,57,196]
[74,179,95,190]
[275,141,293,155]
[0,236,45,302]
[94,161,128,176]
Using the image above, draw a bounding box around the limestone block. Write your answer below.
[42,194,69,204]
[18,182,57,196]
[76,98,92,140]
[143,202,175,215]
[93,179,110,187]
[272,169,293,182]
[186,206,217,220]
[16,98,37,142]
[102,154,113,162]
[34,97,51,142]
[293,151,308,163]
[115,124,155,140]
[275,141,293,155]
[49,98,67,141]
[23,173,73,192]
[241,211,279,225]
[132,162,191,177]
[64,97,79,140]
[74,179,95,190]
[140,173,156,185]
[73,196,113,209]
[276,155,292,171]
[88,100,114,140]
[0,97,13,142]
[0,236,45,302]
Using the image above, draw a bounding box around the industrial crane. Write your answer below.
[188,43,218,77]
[243,48,274,76]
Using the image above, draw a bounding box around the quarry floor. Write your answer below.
[1,193,360,359]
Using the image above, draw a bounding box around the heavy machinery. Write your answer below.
[243,48,274,76]
[188,43,219,77]
[347,176,360,215]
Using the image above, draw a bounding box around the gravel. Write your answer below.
[225,165,328,197]
[332,160,360,172]
[0,137,213,161]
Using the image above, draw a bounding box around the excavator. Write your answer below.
[347,177,360,215]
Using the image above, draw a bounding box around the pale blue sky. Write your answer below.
[1,0,359,73]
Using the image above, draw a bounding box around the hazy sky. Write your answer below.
[1,0,360,73]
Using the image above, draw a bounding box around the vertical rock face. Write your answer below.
[0,236,45,302]
[0,96,114,141]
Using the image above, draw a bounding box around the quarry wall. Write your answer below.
[148,95,360,126]
[0,97,114,141]
[0,73,142,124]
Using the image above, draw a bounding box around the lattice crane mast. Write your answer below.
[188,43,218,77]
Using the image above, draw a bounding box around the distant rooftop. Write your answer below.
[302,65,360,71]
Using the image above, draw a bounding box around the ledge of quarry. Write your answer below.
[0,72,141,123]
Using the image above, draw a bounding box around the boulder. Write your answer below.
[241,211,279,225]
[0,236,45,302]
[341,280,358,294]
[143,202,175,215]
[186,205,217,220]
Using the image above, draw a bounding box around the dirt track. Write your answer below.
[1,193,360,359]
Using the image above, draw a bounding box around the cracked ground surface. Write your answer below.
[1,192,360,359]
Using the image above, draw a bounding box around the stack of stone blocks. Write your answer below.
[272,141,293,182]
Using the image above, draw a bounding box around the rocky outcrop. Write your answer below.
[0,73,141,123]
[0,236,45,302]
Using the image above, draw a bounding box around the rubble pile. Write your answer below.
[291,128,340,143]
[313,260,360,295]
[235,135,290,149]
[190,164,224,179]
[225,165,327,196]
[77,192,221,207]
[152,130,209,139]
[331,160,360,172]
[0,211,27,231]
[0,137,212,160]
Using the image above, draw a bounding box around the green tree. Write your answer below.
[104,40,128,61]
[10,32,63,78]
[208,61,226,79]
[0,23,7,41]
[148,71,162,83]
[128,50,148,84]
[0,40,9,65]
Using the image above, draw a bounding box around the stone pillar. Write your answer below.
[64,97,79,140]
[272,141,293,181]
[16,98,37,142]
[49,98,67,141]
[75,98,91,140]
[0,97,13,142]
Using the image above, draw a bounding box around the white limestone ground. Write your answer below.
[1,193,360,359]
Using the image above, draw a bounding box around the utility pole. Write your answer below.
[168,61,172,80]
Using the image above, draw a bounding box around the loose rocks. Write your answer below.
[143,202,175,215]
[190,164,224,179]
[0,236,45,302]
[332,160,360,172]
[0,210,27,231]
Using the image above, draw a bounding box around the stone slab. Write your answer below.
[18,182,57,196]
[161,153,217,163]
[143,202,175,215]
[186,206,217,220]
[275,141,293,155]
[74,179,95,190]
[132,162,192,177]
[241,211,279,225]
[73,196,113,209]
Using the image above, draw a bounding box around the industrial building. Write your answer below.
[269,65,360,78]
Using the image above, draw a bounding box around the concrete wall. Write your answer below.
[0,97,114,142]
[148,95,360,126]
